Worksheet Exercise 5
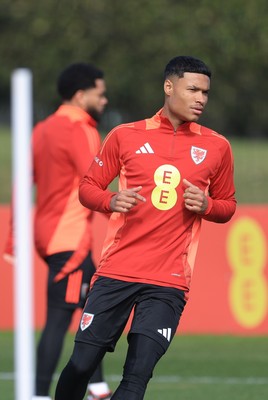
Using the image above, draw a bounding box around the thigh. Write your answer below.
[45,306,73,332]
[75,277,139,351]
[130,286,186,351]
[46,251,95,309]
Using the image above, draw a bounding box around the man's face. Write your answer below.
[82,78,108,121]
[164,72,210,124]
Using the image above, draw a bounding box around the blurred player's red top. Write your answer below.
[79,109,236,295]
[5,105,101,276]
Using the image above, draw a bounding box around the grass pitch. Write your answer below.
[1,331,268,400]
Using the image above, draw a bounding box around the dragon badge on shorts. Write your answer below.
[191,146,207,165]
[80,312,94,331]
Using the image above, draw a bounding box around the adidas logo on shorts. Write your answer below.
[157,328,172,342]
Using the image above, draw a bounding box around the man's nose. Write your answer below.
[196,92,205,104]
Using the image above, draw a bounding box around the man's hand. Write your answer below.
[183,179,208,214]
[110,186,146,213]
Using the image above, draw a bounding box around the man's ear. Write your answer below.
[164,79,173,96]
[73,89,85,106]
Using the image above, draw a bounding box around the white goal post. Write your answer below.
[11,68,34,400]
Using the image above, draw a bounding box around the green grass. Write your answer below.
[230,138,268,204]
[1,126,268,204]
[1,331,268,400]
[0,127,12,203]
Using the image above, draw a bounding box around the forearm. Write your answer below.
[79,176,115,213]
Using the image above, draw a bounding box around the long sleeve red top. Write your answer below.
[79,110,236,296]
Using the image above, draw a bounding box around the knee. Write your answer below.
[69,355,92,377]
[69,342,106,378]
[123,354,153,383]
[118,359,152,399]
[66,358,88,378]
[123,334,165,384]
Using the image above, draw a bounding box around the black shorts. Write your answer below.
[75,276,186,352]
[45,251,96,310]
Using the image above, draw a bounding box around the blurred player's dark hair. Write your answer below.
[57,63,104,100]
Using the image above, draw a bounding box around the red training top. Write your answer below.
[5,105,101,281]
[79,109,236,296]
[33,104,101,261]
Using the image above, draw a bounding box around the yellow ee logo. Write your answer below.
[151,164,181,210]
[227,217,267,329]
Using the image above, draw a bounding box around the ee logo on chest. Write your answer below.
[151,164,181,210]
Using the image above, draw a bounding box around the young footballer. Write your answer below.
[55,56,236,400]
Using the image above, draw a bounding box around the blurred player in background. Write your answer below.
[55,56,236,400]
[4,62,112,400]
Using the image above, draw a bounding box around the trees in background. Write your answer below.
[0,0,267,137]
